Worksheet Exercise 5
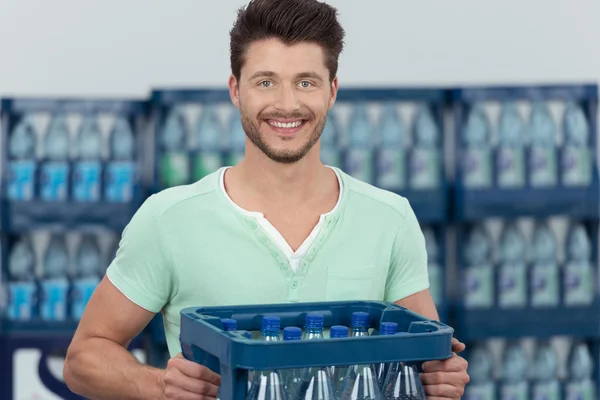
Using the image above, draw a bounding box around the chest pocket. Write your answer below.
[325,264,385,301]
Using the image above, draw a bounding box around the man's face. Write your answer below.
[229,38,338,164]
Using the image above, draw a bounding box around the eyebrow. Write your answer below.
[248,71,325,82]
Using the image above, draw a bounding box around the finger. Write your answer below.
[423,382,463,398]
[169,357,221,386]
[451,338,466,353]
[420,371,465,386]
[166,368,219,397]
[422,355,467,373]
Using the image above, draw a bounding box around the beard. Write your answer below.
[240,108,326,164]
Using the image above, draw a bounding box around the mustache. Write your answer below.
[259,111,312,120]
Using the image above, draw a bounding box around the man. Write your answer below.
[64,0,469,398]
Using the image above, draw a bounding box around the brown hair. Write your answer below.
[230,0,345,82]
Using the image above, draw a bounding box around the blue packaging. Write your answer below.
[73,161,102,201]
[8,161,36,201]
[39,278,69,321]
[105,161,135,202]
[70,276,100,320]
[7,282,37,320]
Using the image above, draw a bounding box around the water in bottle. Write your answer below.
[226,108,246,166]
[321,113,342,168]
[303,313,325,340]
[563,223,594,306]
[345,104,374,183]
[340,362,382,400]
[73,115,103,202]
[462,105,493,188]
[529,221,560,307]
[496,102,527,188]
[422,226,442,306]
[106,116,136,203]
[381,362,425,400]
[499,341,529,400]
[193,105,223,180]
[409,105,440,190]
[8,114,37,200]
[562,102,592,186]
[463,343,495,400]
[528,102,558,187]
[41,114,70,201]
[329,325,350,398]
[71,235,102,320]
[497,223,527,308]
[531,341,561,400]
[565,342,595,400]
[247,316,287,400]
[373,322,398,390]
[40,234,70,321]
[160,107,190,187]
[281,326,303,397]
[463,225,494,308]
[350,312,370,337]
[375,103,406,190]
[7,237,37,320]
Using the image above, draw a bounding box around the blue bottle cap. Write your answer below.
[305,313,324,329]
[380,322,398,335]
[242,331,253,339]
[330,325,349,338]
[221,318,237,331]
[261,316,281,332]
[351,311,370,328]
[283,326,302,341]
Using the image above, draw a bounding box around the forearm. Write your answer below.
[64,337,164,400]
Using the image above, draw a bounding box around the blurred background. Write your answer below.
[1,0,600,399]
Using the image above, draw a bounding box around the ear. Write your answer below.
[228,74,240,109]
[328,76,339,110]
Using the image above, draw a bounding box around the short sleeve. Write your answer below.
[384,200,430,302]
[106,195,175,313]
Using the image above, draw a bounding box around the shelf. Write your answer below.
[399,188,448,222]
[454,302,600,341]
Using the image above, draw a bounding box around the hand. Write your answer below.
[163,353,221,399]
[420,338,469,399]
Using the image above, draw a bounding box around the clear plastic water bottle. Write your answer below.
[247,316,287,400]
[563,223,594,306]
[422,226,442,307]
[410,105,440,190]
[303,313,325,340]
[329,325,350,397]
[8,114,37,200]
[530,222,560,307]
[463,225,494,308]
[496,102,527,188]
[106,116,136,203]
[226,108,246,166]
[375,103,406,190]
[41,114,70,201]
[562,102,592,186]
[40,234,70,321]
[462,105,493,188]
[7,237,37,320]
[281,326,303,397]
[351,312,370,337]
[373,322,398,390]
[74,115,103,202]
[497,223,527,308]
[71,234,102,320]
[321,113,342,168]
[528,102,558,187]
[499,341,529,400]
[463,343,495,400]
[565,341,595,400]
[345,104,374,183]
[193,105,224,180]
[381,362,425,400]
[531,341,561,400]
[160,107,190,187]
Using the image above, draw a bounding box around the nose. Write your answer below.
[273,84,300,114]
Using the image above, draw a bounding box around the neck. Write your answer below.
[229,142,332,206]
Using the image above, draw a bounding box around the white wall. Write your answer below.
[0,0,598,98]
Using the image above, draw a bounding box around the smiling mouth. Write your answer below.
[265,119,307,135]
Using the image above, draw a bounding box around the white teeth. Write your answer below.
[269,120,303,128]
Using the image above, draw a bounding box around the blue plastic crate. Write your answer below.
[180,300,453,400]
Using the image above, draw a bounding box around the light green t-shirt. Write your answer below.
[106,167,429,356]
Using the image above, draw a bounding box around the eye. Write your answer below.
[260,80,272,88]
[299,81,312,88]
